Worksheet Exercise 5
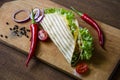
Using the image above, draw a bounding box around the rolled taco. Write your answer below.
[40,8,93,66]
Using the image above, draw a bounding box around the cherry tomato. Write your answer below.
[38,29,48,41]
[76,63,88,74]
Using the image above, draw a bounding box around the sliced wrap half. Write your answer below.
[40,8,93,66]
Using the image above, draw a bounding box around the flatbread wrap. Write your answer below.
[40,8,93,66]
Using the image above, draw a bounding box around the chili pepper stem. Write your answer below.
[71,7,83,16]
[31,9,36,24]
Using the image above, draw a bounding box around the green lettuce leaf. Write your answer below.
[78,28,94,60]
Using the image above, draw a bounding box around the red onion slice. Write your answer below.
[12,9,30,23]
[35,9,44,23]
[30,8,40,20]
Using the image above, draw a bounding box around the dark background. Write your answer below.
[0,0,120,80]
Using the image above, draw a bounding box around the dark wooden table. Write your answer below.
[0,0,120,80]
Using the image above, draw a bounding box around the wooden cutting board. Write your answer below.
[0,0,120,80]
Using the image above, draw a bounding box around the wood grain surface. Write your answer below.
[0,0,120,80]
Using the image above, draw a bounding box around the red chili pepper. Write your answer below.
[71,7,104,48]
[25,9,38,67]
